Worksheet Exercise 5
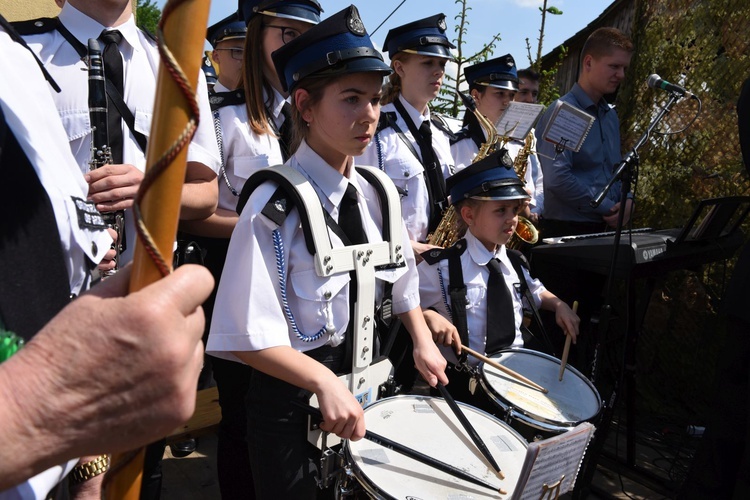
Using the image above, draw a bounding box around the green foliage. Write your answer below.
[617,0,750,233]
[542,6,563,15]
[136,0,161,34]
[433,0,501,117]
[537,45,567,106]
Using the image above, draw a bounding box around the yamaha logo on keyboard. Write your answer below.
[642,247,666,261]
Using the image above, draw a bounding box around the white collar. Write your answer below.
[465,228,506,266]
[293,141,365,210]
[397,93,431,127]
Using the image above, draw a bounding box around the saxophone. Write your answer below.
[88,38,126,276]
[427,91,503,247]
[507,131,539,250]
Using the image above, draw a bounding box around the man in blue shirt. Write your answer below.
[532,27,634,367]
[536,27,634,237]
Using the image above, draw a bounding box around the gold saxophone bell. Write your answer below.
[507,215,539,250]
[427,91,501,248]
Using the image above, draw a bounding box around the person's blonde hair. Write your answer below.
[453,198,483,238]
[381,52,414,104]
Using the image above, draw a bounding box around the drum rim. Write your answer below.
[479,347,603,432]
[343,394,528,498]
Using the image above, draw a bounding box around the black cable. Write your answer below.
[371,0,407,36]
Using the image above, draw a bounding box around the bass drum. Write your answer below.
[342,395,527,499]
[479,348,602,441]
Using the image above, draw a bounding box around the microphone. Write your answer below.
[647,74,693,98]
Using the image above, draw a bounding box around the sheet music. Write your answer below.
[541,101,595,153]
[511,422,595,500]
[495,101,545,140]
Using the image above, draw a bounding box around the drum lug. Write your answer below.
[335,467,357,499]
[316,447,345,490]
[378,375,401,398]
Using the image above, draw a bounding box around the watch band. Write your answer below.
[70,454,110,484]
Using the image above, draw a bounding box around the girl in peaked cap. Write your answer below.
[180,2,322,498]
[206,6,448,498]
[359,13,458,258]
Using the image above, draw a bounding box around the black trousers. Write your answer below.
[246,345,345,500]
[189,234,256,499]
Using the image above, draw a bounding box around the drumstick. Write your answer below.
[292,401,506,495]
[436,382,505,480]
[463,346,548,394]
[558,301,578,382]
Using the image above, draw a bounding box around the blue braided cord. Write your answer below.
[375,132,384,171]
[437,267,453,322]
[273,229,327,342]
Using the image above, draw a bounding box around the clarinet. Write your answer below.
[88,38,126,276]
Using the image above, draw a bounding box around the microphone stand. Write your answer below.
[573,92,682,499]
[591,91,682,379]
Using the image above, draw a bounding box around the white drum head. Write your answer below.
[482,349,601,428]
[345,395,527,499]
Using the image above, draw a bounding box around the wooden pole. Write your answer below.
[103,1,211,497]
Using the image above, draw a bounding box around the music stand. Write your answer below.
[672,196,750,244]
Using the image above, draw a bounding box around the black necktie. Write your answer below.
[99,29,124,164]
[339,183,368,372]
[278,101,293,161]
[392,99,448,233]
[338,183,368,245]
[485,258,517,354]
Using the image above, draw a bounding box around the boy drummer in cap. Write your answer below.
[418,152,579,408]
[206,6,448,498]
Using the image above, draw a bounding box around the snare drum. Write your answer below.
[343,395,527,499]
[479,348,601,439]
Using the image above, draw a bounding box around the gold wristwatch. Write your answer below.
[70,454,110,484]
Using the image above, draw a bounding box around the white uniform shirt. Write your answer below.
[451,131,542,213]
[207,140,420,363]
[0,26,111,500]
[417,230,546,365]
[22,2,221,264]
[212,82,285,212]
[359,95,455,243]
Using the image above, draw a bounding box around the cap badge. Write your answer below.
[500,149,514,169]
[437,16,447,32]
[347,8,366,36]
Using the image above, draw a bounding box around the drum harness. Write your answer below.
[238,164,407,490]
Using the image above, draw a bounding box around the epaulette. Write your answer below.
[450,126,471,146]
[11,17,57,36]
[420,238,467,265]
[260,187,294,227]
[376,111,397,135]
[430,113,456,141]
[209,89,245,112]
